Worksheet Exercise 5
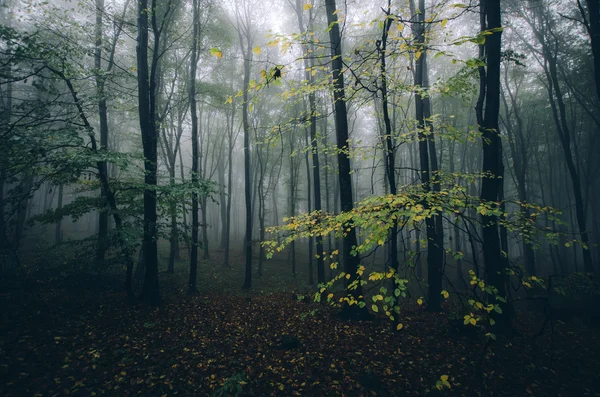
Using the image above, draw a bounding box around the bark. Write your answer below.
[379,2,398,276]
[477,0,511,332]
[410,0,444,312]
[137,0,161,305]
[303,117,314,285]
[288,126,297,276]
[325,0,363,313]
[224,104,235,267]
[189,0,200,293]
[218,151,227,249]
[94,0,109,266]
[236,15,253,289]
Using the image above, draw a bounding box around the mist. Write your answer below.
[1,0,599,396]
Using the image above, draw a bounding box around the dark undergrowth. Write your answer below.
[1,248,599,397]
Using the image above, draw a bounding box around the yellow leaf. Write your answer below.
[440,375,449,382]
[303,3,312,10]
[375,294,383,301]
[252,46,261,55]
[209,47,223,59]
[441,19,448,28]
[397,23,404,32]
[441,290,449,299]
[327,293,334,299]
[469,318,477,326]
[345,274,351,279]
[225,96,233,105]
[415,51,422,60]
[417,298,423,306]
[378,239,384,246]
[396,323,403,331]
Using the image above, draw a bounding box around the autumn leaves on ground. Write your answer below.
[1,252,599,397]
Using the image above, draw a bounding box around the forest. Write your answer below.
[1,0,599,395]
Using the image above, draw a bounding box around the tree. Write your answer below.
[409,0,444,312]
[137,0,170,305]
[477,0,511,332]
[234,0,254,289]
[189,0,201,294]
[324,0,363,313]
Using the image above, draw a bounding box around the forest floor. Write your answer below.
[1,248,600,397]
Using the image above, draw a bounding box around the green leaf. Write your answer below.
[371,304,379,313]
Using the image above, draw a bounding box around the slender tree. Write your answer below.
[410,0,444,312]
[477,0,511,332]
[325,0,363,312]
[189,0,201,293]
[137,0,164,305]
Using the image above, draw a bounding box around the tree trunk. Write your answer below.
[218,152,227,249]
[477,0,511,332]
[224,105,234,268]
[379,2,398,276]
[325,0,363,313]
[410,0,444,312]
[137,0,160,305]
[93,0,110,267]
[188,0,200,293]
[240,30,253,289]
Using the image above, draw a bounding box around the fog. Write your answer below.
[1,0,599,395]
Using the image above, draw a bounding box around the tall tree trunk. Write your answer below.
[325,0,363,313]
[167,163,177,273]
[477,0,511,332]
[240,30,253,289]
[303,118,314,285]
[94,0,110,266]
[410,0,444,312]
[137,0,161,305]
[379,1,398,276]
[218,152,227,249]
[224,106,234,268]
[188,0,200,293]
[288,127,297,276]
[201,196,209,259]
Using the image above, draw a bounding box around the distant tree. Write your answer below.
[189,0,201,294]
